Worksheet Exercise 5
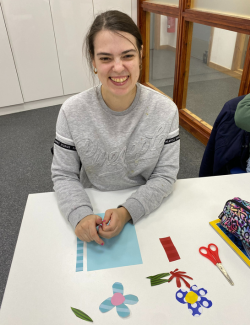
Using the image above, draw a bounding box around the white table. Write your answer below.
[0,174,250,325]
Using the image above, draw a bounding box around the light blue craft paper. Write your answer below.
[87,213,143,271]
[76,237,83,272]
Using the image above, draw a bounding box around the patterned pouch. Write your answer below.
[218,197,250,248]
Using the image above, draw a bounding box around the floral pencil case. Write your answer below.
[218,197,250,248]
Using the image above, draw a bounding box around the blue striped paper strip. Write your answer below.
[76,237,83,272]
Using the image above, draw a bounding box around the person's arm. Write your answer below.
[51,107,103,244]
[115,109,179,226]
[235,93,250,132]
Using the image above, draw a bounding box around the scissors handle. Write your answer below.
[199,244,221,265]
[208,243,221,263]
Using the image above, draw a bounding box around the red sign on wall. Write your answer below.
[167,17,176,33]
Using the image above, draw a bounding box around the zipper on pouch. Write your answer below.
[226,199,250,214]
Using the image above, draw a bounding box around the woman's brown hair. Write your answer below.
[84,10,143,80]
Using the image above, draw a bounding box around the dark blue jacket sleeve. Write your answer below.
[199,95,247,177]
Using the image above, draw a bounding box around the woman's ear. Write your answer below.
[140,45,143,60]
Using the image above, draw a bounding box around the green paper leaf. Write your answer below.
[151,279,170,286]
[147,273,170,280]
[71,307,93,322]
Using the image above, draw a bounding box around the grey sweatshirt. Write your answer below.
[51,83,180,229]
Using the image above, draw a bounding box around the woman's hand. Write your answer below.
[75,214,104,245]
[98,207,131,239]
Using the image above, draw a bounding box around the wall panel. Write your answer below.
[50,0,94,95]
[1,0,63,102]
[93,0,131,17]
[0,5,23,107]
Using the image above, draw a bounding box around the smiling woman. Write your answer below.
[85,11,143,111]
[92,30,142,111]
[51,10,180,246]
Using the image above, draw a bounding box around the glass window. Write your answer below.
[145,0,179,6]
[185,23,249,126]
[149,13,178,99]
[193,0,250,19]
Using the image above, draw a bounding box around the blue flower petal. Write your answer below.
[190,285,199,295]
[112,282,124,295]
[187,302,203,317]
[116,303,130,318]
[197,288,207,296]
[124,294,139,305]
[99,297,115,313]
[176,289,188,304]
[199,296,212,308]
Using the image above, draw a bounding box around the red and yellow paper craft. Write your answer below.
[147,269,193,288]
[147,269,213,317]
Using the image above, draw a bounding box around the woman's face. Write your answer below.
[92,30,142,99]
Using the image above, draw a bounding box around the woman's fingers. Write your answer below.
[102,210,112,227]
[96,216,103,225]
[102,210,118,231]
[75,214,104,245]
[76,227,91,242]
[89,224,104,245]
[99,226,117,239]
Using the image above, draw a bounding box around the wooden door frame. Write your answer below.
[138,0,250,145]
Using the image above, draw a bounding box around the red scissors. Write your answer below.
[199,243,234,286]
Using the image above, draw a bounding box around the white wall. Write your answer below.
[194,0,250,19]
[93,0,131,17]
[0,5,23,107]
[1,0,63,102]
[160,16,177,48]
[50,0,94,95]
[0,0,136,115]
[210,28,237,69]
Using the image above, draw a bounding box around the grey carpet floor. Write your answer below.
[0,105,205,307]
[159,77,240,126]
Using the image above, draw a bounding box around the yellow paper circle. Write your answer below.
[184,291,198,304]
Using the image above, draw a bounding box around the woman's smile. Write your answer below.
[92,30,142,110]
[109,76,129,86]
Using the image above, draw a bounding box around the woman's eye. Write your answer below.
[123,55,134,59]
[100,57,111,61]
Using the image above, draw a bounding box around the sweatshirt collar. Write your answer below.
[97,83,141,116]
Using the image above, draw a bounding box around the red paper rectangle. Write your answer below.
[159,236,180,262]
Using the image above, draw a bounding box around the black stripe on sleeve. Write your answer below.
[164,135,180,145]
[54,138,76,151]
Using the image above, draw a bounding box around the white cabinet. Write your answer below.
[1,0,63,102]
[0,5,23,107]
[93,0,131,17]
[50,0,94,95]
[0,0,135,112]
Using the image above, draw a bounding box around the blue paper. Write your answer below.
[87,213,143,271]
[76,237,83,272]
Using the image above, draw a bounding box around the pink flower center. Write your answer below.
[111,293,125,306]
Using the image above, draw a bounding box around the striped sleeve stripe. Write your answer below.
[164,135,180,145]
[54,138,76,151]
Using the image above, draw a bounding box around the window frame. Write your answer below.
[138,0,250,144]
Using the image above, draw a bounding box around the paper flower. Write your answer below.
[176,285,212,317]
[169,269,193,288]
[99,282,139,318]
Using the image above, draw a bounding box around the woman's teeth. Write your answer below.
[110,77,128,83]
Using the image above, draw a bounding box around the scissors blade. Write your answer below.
[216,263,234,286]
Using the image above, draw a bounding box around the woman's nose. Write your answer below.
[112,59,124,73]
